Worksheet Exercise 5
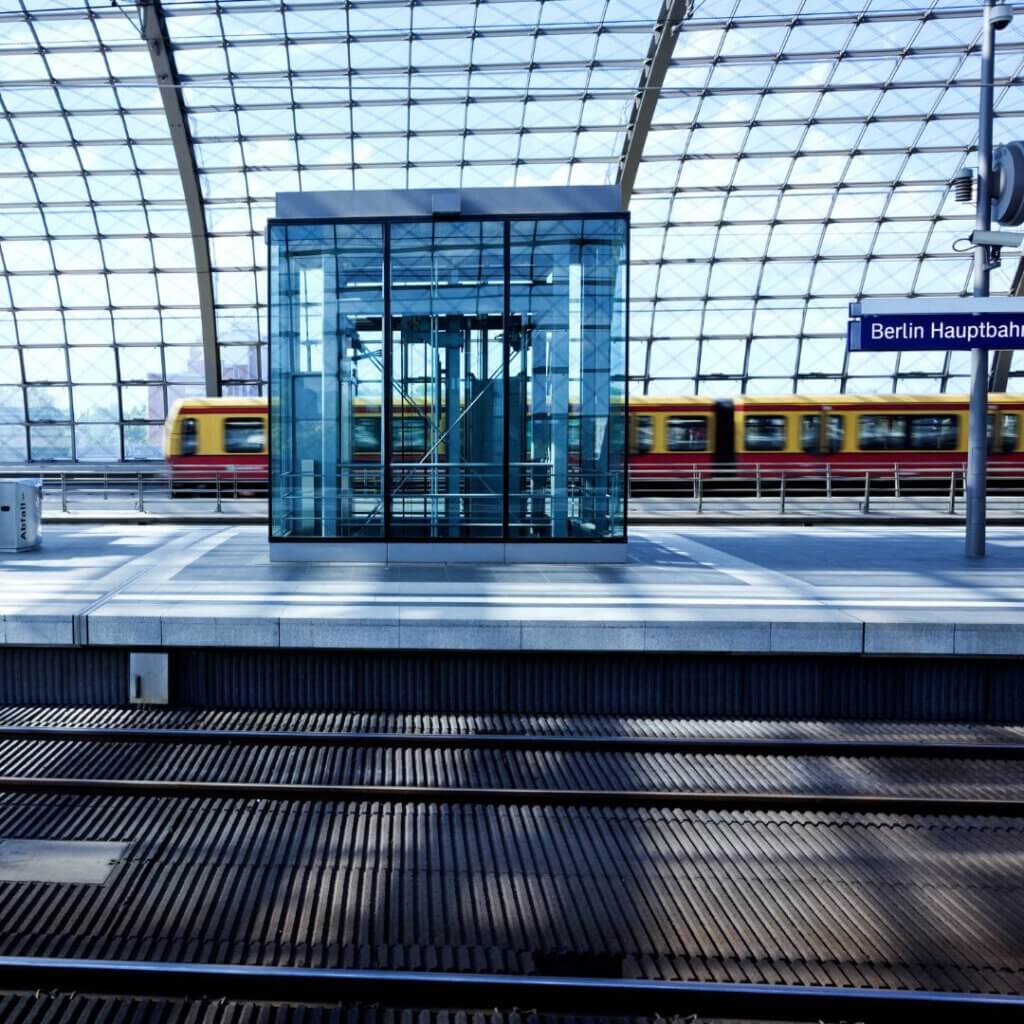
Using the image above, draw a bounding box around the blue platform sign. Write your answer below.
[848,298,1024,351]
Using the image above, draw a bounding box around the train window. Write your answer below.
[800,414,844,454]
[744,415,786,451]
[666,416,707,452]
[353,418,381,454]
[988,412,1019,454]
[633,415,654,454]
[610,414,626,454]
[908,415,958,450]
[858,415,907,450]
[180,417,197,456]
[392,418,426,452]
[1005,414,1020,452]
[223,418,265,454]
[568,418,581,451]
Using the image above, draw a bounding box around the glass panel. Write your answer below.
[124,424,165,460]
[389,220,505,539]
[270,222,385,538]
[858,415,908,450]
[744,415,787,452]
[665,416,707,452]
[30,424,73,460]
[224,417,265,454]
[1003,413,1019,454]
[508,218,627,539]
[269,212,628,544]
[908,415,958,451]
[180,418,198,456]
[632,414,653,454]
[800,413,844,453]
[988,412,1019,454]
[75,423,120,461]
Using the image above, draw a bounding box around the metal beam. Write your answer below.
[990,257,1023,391]
[139,0,220,396]
[616,0,690,206]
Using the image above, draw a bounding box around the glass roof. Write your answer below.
[0,0,205,461]
[0,0,1021,460]
[634,0,1024,397]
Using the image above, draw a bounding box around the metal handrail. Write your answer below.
[7,460,1024,521]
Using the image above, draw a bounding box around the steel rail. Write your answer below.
[0,774,1021,816]
[0,956,1019,1021]
[2,724,1022,760]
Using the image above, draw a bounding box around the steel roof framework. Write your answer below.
[0,0,1022,462]
[141,0,220,397]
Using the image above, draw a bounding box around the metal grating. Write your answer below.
[0,647,126,705]
[170,649,1024,723]
[0,790,1019,992]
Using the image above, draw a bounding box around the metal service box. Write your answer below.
[0,479,42,552]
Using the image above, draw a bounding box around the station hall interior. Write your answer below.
[2,2,1024,1023]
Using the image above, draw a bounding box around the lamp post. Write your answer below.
[966,1,1014,558]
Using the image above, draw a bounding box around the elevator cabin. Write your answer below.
[268,186,627,559]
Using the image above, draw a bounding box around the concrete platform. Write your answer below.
[2,524,1024,655]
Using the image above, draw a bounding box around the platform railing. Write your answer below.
[625,460,1024,518]
[2,461,1024,520]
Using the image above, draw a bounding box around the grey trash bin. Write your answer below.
[0,479,42,552]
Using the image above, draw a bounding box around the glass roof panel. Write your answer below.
[634,0,1014,398]
[0,0,201,460]
[157,0,662,400]
[2,0,1021,460]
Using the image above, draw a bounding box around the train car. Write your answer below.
[164,397,269,493]
[733,394,1024,476]
[626,396,721,486]
[164,396,440,495]
[165,392,1024,493]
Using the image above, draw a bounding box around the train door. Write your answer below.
[799,410,844,456]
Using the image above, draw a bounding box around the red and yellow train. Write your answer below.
[164,393,1024,488]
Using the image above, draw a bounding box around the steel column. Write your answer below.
[140,0,220,397]
[967,1,998,558]
[616,0,690,205]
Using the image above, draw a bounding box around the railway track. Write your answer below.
[3,703,1023,745]
[0,959,1020,1022]
[0,737,1022,815]
[2,721,1024,758]
[0,706,1021,1018]
[0,707,1022,814]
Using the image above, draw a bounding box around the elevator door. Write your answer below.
[388,221,505,539]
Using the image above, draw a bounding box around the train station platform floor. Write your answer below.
[1,524,1024,656]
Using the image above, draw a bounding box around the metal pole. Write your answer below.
[967,0,997,558]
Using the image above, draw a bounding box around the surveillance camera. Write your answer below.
[991,4,1013,30]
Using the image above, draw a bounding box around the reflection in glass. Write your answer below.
[509,218,627,539]
[270,222,385,538]
[269,213,627,545]
[389,221,505,539]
